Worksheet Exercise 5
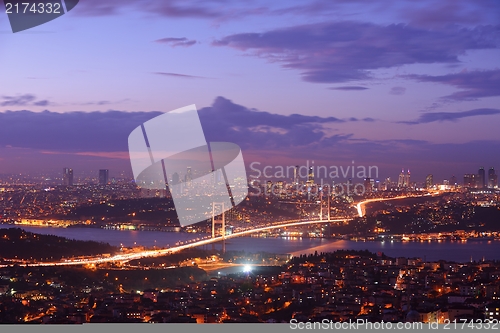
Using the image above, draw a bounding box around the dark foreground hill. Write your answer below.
[0,227,118,261]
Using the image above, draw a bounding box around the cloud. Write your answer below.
[1,94,51,107]
[34,100,50,106]
[276,0,500,28]
[0,110,161,152]
[76,99,130,106]
[153,72,210,79]
[82,101,112,106]
[404,69,500,101]
[213,22,499,83]
[329,86,369,91]
[155,37,197,47]
[1,94,36,107]
[196,97,379,153]
[199,96,372,135]
[34,0,500,32]
[0,97,499,179]
[400,108,500,125]
[141,1,223,18]
[41,150,130,159]
[72,0,242,19]
[199,97,344,149]
[401,0,500,28]
[0,97,372,154]
[389,86,406,95]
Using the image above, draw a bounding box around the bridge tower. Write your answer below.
[327,193,331,221]
[319,189,323,221]
[211,202,226,253]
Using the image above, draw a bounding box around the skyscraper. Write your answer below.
[308,166,314,184]
[488,167,498,188]
[364,178,372,193]
[293,165,299,185]
[215,169,222,184]
[404,170,411,188]
[478,167,486,189]
[63,168,74,186]
[450,175,457,188]
[398,169,405,188]
[384,177,391,191]
[172,172,180,185]
[186,167,192,182]
[171,172,181,196]
[99,169,109,185]
[426,174,433,189]
[464,174,476,188]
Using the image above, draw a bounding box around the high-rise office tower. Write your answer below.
[185,166,193,188]
[99,169,109,185]
[171,172,181,195]
[398,169,405,188]
[308,166,314,184]
[215,169,222,183]
[404,170,411,188]
[172,172,180,185]
[464,174,477,188]
[347,178,353,190]
[293,165,299,185]
[384,177,391,191]
[450,175,457,188]
[364,178,372,193]
[426,174,433,189]
[478,167,486,189]
[488,167,498,188]
[63,168,74,186]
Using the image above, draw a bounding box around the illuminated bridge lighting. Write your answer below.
[0,193,434,268]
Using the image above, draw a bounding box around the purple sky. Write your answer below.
[0,0,499,183]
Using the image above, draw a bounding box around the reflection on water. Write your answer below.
[225,237,499,262]
[1,225,498,262]
[0,224,202,247]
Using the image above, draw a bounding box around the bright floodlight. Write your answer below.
[243,265,252,273]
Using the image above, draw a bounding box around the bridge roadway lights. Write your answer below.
[7,195,440,268]
[23,196,436,268]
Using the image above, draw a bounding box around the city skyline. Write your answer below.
[0,0,499,181]
[2,163,496,191]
